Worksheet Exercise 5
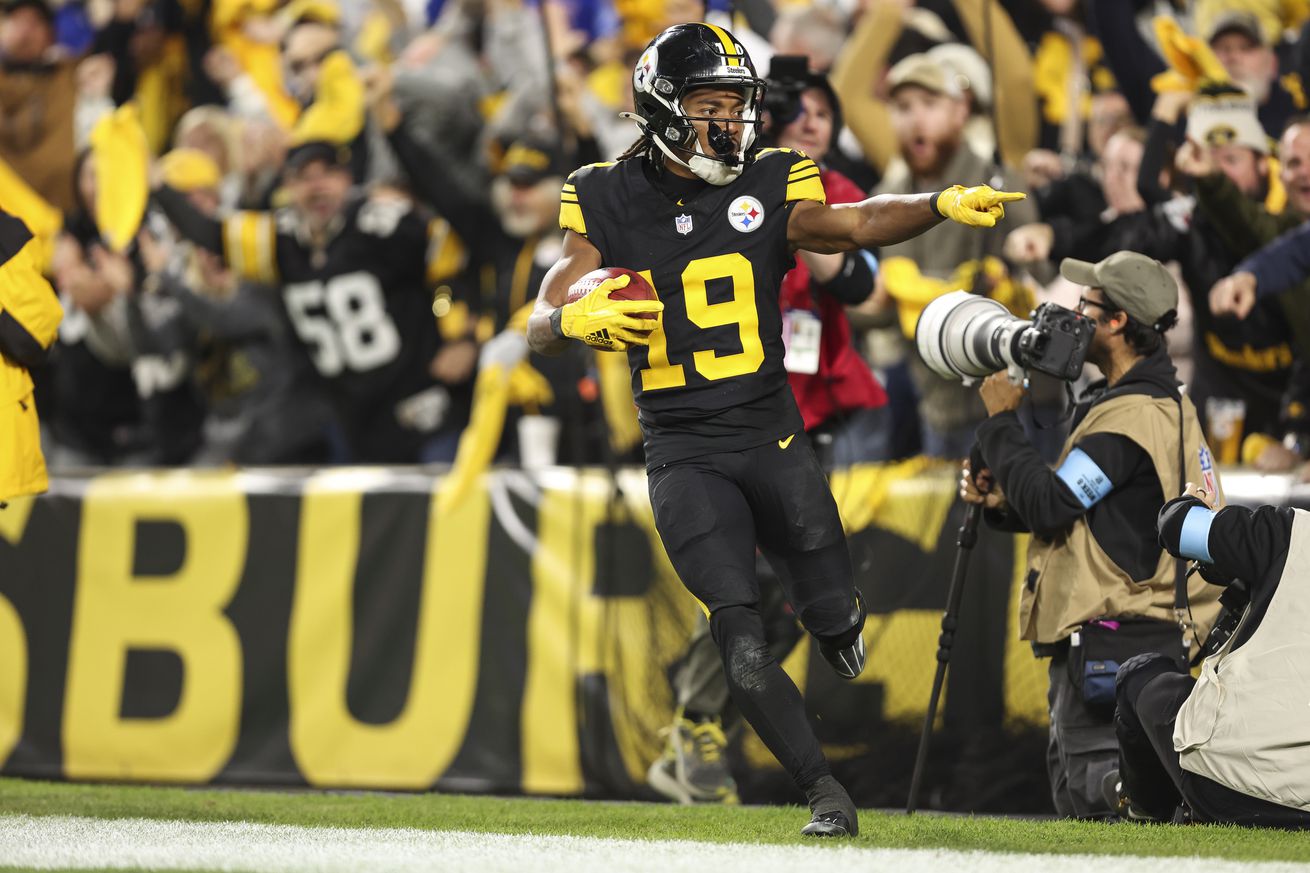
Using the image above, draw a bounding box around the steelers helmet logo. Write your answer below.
[634,48,658,94]
[1206,125,1237,147]
[727,196,765,232]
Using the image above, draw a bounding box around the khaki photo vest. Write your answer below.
[1021,392,1223,644]
[1174,509,1310,811]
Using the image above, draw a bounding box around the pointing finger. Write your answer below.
[992,190,1027,203]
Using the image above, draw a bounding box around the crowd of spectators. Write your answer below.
[9,0,1310,475]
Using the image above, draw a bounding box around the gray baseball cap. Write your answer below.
[1060,251,1179,329]
[887,53,963,100]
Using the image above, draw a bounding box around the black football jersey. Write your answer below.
[220,199,467,461]
[561,148,827,467]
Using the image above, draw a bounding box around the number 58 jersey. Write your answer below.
[561,148,827,468]
[219,197,467,462]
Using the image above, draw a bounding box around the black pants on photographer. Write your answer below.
[1116,653,1310,828]
[1046,654,1119,818]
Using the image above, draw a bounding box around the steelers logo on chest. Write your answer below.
[727,196,765,233]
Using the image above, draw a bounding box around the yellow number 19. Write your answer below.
[638,253,765,392]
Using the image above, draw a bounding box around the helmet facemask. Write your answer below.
[649,83,762,185]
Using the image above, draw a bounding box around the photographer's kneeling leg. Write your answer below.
[1115,653,1193,821]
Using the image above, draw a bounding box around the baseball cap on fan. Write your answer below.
[1060,251,1179,330]
[1205,9,1267,46]
[887,53,963,100]
[500,139,564,186]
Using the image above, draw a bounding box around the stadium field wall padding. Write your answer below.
[0,463,1057,810]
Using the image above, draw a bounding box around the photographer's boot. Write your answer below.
[801,775,859,837]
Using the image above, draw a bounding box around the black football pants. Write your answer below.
[647,432,864,790]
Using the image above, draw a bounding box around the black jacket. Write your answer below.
[1158,495,1293,651]
[978,347,1184,582]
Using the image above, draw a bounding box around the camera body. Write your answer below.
[762,55,811,129]
[1020,302,1096,382]
[915,290,1095,384]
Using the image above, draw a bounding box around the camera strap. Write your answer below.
[1173,394,1197,653]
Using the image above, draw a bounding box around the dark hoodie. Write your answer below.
[977,346,1184,583]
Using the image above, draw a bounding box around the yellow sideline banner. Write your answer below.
[0,463,1050,809]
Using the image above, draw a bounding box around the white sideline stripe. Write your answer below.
[1,814,1306,873]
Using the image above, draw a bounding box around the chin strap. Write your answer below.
[619,112,745,187]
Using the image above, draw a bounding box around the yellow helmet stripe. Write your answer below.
[701,22,739,67]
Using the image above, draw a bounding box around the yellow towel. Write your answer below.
[597,349,642,455]
[90,105,150,253]
[290,50,366,147]
[883,256,1035,340]
[1151,16,1231,94]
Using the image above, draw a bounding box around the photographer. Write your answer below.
[961,251,1222,818]
[1113,486,1310,829]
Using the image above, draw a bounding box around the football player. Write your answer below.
[526,22,1024,837]
[152,138,476,463]
[646,62,887,809]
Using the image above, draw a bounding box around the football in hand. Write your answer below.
[566,267,659,319]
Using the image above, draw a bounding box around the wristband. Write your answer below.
[1177,505,1216,563]
[549,306,565,339]
[929,190,945,219]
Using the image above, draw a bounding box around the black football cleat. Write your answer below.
[818,593,867,680]
[818,632,866,680]
[801,776,859,838]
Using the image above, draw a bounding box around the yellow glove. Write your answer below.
[933,185,1027,228]
[558,274,663,351]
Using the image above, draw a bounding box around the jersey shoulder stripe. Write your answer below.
[559,161,619,237]
[222,211,279,284]
[756,148,826,204]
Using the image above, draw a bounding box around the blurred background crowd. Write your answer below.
[9,0,1310,477]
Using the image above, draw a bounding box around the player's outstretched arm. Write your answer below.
[528,230,603,355]
[787,185,1027,253]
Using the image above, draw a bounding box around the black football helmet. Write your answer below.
[624,22,766,185]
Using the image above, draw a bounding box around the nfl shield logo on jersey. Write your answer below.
[675,213,693,235]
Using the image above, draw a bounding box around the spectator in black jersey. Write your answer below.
[151,138,478,464]
[1112,484,1310,829]
[127,149,335,466]
[962,250,1222,819]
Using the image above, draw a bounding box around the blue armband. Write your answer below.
[859,250,878,276]
[1177,505,1216,563]
[1055,448,1113,509]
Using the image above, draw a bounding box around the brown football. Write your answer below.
[566,267,658,319]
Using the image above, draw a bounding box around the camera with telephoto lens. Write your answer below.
[915,290,1096,384]
[763,55,810,128]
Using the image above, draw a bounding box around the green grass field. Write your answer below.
[1,776,1308,867]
